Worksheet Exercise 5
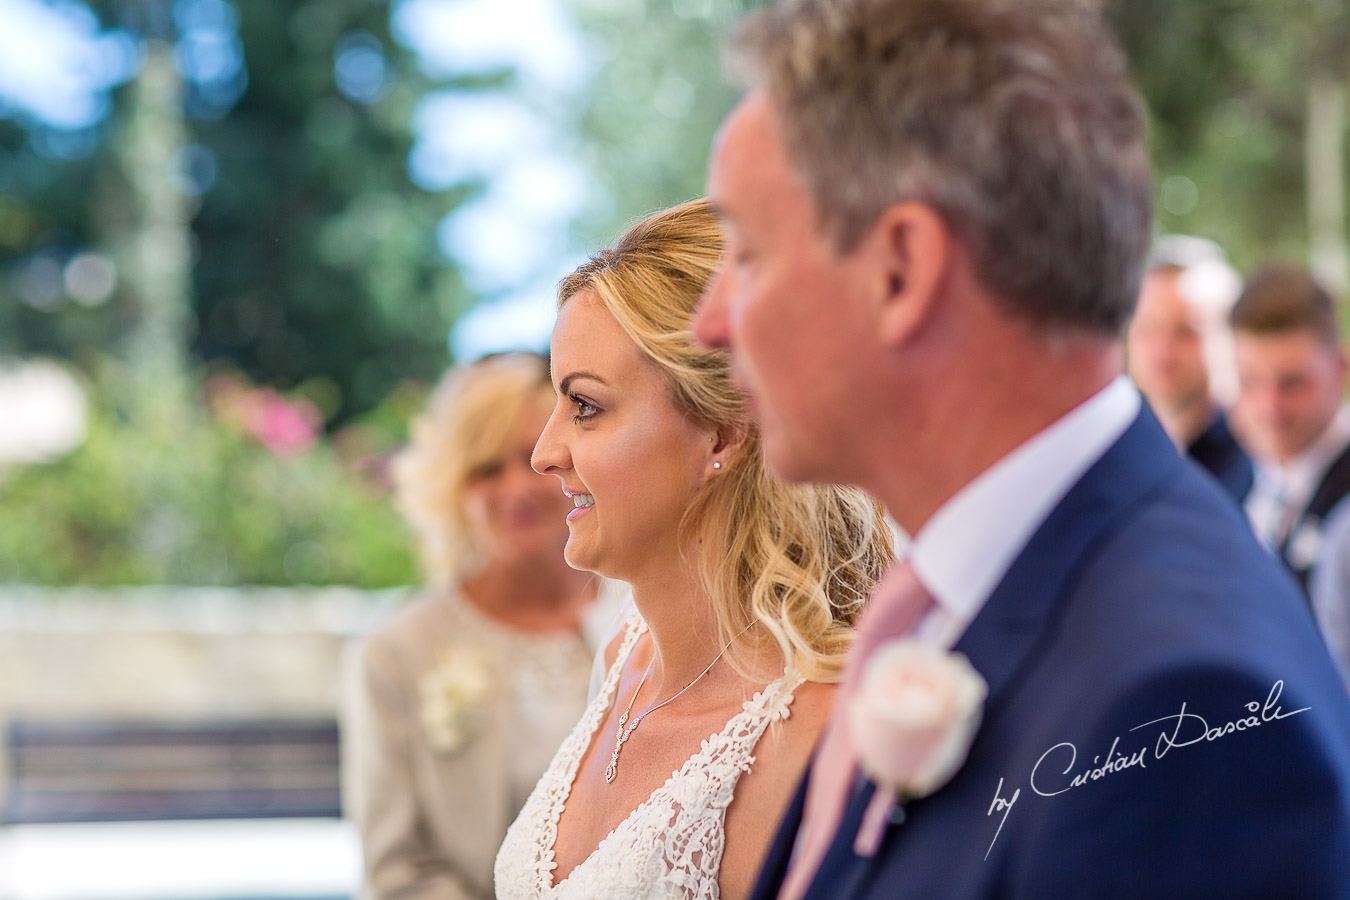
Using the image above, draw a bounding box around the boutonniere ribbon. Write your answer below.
[847,639,988,855]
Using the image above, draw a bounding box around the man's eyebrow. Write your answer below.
[558,371,609,395]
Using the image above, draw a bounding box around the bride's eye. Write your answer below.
[570,394,599,423]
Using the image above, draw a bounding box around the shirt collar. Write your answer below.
[909,376,1141,624]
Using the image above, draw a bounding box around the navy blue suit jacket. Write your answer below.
[1185,408,1253,504]
[752,409,1350,899]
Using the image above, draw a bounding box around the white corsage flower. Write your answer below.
[418,652,494,753]
[847,638,988,855]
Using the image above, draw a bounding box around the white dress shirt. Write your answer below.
[908,376,1141,647]
[1244,406,1350,551]
[1310,503,1350,692]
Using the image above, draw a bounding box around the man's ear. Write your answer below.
[863,202,953,348]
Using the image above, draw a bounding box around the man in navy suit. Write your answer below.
[692,0,1350,896]
[1127,237,1253,503]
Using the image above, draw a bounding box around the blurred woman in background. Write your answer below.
[344,351,618,900]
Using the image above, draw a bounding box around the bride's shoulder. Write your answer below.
[781,678,836,730]
[735,675,836,775]
[764,677,835,751]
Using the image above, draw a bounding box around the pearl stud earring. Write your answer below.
[713,461,722,470]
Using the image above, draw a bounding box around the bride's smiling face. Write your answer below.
[532,292,718,583]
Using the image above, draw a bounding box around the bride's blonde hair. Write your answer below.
[558,198,893,682]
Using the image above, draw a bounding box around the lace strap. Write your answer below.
[521,606,647,894]
[654,667,809,828]
[743,668,808,728]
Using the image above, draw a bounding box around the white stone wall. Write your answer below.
[0,586,410,801]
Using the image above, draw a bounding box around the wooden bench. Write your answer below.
[3,718,342,824]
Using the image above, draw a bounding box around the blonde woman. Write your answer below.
[343,352,619,900]
[494,200,893,899]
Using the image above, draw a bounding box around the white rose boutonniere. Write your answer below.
[847,638,988,855]
[418,652,494,754]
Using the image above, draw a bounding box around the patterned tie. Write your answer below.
[777,560,934,900]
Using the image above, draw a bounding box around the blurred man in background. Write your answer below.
[1232,266,1350,686]
[1127,236,1251,502]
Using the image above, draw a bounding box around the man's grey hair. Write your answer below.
[728,0,1154,336]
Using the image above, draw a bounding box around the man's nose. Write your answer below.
[693,269,730,350]
[503,456,543,492]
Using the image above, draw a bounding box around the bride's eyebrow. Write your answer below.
[559,372,609,394]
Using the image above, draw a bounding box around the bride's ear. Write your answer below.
[708,421,749,471]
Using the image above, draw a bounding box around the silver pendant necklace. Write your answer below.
[604,628,746,784]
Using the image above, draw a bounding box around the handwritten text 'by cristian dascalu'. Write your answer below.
[982,680,1310,859]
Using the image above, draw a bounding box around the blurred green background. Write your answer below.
[1,0,1347,587]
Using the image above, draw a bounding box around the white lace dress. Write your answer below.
[494,610,805,899]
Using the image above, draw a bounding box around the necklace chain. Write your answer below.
[604,626,750,784]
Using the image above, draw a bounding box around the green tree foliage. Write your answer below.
[566,0,768,240]
[1,0,472,423]
[0,390,418,587]
[0,123,117,366]
[1111,0,1349,273]
[190,0,469,421]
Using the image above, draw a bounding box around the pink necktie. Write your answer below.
[777,560,934,900]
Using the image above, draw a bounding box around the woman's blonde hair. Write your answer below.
[392,352,553,584]
[559,198,894,682]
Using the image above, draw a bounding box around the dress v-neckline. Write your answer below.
[543,615,651,891]
[541,614,799,894]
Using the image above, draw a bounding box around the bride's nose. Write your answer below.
[531,406,571,476]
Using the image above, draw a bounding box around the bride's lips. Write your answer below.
[562,487,595,523]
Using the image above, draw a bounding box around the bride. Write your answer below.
[494,199,893,899]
